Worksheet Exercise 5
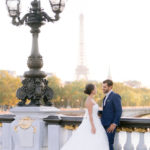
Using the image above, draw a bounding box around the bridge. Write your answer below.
[0,112,150,150]
[0,106,150,150]
[1,106,150,117]
[122,107,150,117]
[57,107,150,118]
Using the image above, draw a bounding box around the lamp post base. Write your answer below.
[9,106,60,150]
[16,78,53,107]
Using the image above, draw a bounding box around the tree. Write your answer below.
[47,75,63,107]
[0,70,21,106]
[1,72,150,108]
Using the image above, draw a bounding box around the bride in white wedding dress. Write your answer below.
[61,83,109,150]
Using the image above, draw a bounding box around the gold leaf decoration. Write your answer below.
[63,125,150,133]
[116,127,149,133]
[134,128,147,133]
[64,125,78,130]
[32,126,36,133]
[14,117,36,133]
[19,117,33,129]
[14,125,19,132]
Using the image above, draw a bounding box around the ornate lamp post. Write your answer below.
[6,0,66,106]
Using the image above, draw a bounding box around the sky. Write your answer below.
[1,0,150,87]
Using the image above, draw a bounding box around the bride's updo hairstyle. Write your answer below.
[84,83,95,95]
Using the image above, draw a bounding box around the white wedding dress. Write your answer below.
[61,104,109,150]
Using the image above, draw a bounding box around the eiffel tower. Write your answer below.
[107,65,112,80]
[76,14,89,81]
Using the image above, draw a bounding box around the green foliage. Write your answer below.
[47,77,150,108]
[47,75,62,107]
[62,80,87,108]
[0,70,21,106]
[1,72,150,108]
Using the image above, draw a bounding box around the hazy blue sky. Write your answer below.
[1,0,150,87]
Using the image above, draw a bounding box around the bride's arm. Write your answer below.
[86,101,96,134]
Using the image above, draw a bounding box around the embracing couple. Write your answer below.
[61,79,122,150]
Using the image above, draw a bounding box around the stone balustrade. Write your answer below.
[0,114,150,150]
[0,122,2,150]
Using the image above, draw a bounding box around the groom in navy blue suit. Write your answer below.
[100,80,122,150]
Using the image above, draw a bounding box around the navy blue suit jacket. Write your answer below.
[101,91,122,127]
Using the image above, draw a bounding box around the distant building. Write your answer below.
[7,70,17,77]
[0,70,17,77]
[46,72,55,79]
[64,81,72,84]
[18,75,24,80]
[107,65,112,80]
[8,72,55,81]
[124,80,142,88]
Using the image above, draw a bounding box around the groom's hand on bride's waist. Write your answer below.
[107,123,117,133]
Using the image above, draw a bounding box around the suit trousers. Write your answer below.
[104,126,116,150]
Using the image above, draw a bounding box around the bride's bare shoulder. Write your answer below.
[85,98,93,108]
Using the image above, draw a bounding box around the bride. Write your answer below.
[61,83,109,150]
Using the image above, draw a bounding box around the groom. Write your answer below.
[100,79,122,150]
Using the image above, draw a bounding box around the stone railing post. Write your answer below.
[1,112,150,150]
[0,123,2,149]
[44,116,62,150]
[136,133,147,150]
[9,106,59,150]
[2,123,12,150]
[0,115,14,150]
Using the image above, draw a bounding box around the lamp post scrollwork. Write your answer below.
[6,0,66,106]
